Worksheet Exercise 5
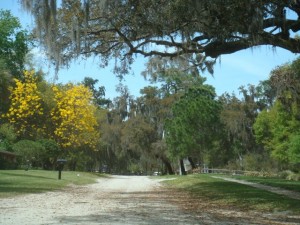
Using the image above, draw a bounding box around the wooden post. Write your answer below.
[58,170,62,180]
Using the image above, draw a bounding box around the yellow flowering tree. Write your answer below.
[51,84,100,149]
[5,70,44,138]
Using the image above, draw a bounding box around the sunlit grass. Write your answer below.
[160,174,300,213]
[226,175,300,193]
[0,170,104,198]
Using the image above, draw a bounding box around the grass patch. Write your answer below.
[227,175,300,193]
[0,170,104,198]
[161,174,300,213]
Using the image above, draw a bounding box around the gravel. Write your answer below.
[0,176,204,225]
[1,175,299,225]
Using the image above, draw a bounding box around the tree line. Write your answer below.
[0,8,299,175]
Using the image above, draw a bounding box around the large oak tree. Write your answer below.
[21,0,300,75]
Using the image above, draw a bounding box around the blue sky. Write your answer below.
[1,1,299,99]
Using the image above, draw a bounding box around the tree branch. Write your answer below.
[204,33,300,58]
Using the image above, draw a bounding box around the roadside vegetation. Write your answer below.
[0,170,102,198]
[160,174,300,214]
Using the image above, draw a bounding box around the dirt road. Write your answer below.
[0,175,299,225]
[0,176,204,225]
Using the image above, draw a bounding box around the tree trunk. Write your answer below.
[161,158,174,175]
[155,154,175,175]
[179,159,187,175]
[188,156,197,169]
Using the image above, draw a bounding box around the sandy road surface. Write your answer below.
[0,176,205,225]
[1,175,300,225]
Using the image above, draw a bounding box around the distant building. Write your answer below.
[183,158,192,172]
[0,150,18,169]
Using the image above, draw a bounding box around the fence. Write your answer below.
[192,167,246,175]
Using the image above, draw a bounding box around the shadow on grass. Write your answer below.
[167,175,300,212]
[0,171,57,180]
[0,171,64,197]
[234,176,300,193]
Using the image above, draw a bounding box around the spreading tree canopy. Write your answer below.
[0,10,30,116]
[21,0,300,76]
[0,9,29,79]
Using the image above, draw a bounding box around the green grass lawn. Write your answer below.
[0,170,103,198]
[226,175,300,193]
[160,174,300,213]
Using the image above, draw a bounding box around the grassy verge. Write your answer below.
[0,170,105,198]
[160,174,300,213]
[225,175,300,193]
